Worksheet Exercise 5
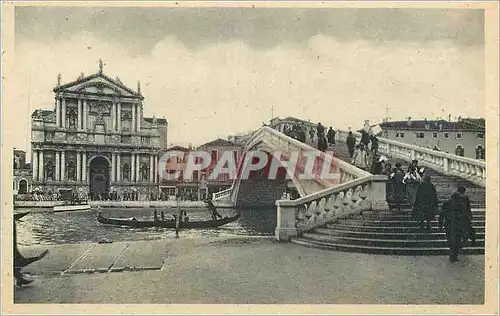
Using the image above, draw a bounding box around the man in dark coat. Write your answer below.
[317,122,325,138]
[327,127,336,145]
[414,175,438,230]
[370,135,379,156]
[439,186,475,262]
[390,162,405,211]
[346,131,356,158]
[360,130,370,148]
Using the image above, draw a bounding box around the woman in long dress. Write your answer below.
[403,165,422,207]
[352,145,368,170]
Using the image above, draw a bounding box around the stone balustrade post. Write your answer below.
[369,175,389,211]
[443,157,449,175]
[275,201,298,241]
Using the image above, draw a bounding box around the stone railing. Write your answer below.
[336,129,486,187]
[275,174,388,241]
[248,127,371,182]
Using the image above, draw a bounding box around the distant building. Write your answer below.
[227,131,256,146]
[379,117,485,160]
[30,60,168,199]
[13,149,32,195]
[197,138,244,196]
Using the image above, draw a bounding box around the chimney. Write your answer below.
[448,114,451,122]
[407,117,412,127]
[424,118,429,130]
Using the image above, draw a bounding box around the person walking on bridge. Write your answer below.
[439,186,475,262]
[390,162,405,211]
[403,165,422,207]
[317,122,325,139]
[327,127,336,145]
[352,145,368,170]
[346,131,356,158]
[414,175,438,230]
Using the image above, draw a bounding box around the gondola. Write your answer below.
[96,211,240,229]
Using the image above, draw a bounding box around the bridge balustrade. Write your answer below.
[336,129,486,187]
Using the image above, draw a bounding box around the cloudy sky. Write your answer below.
[13,6,484,156]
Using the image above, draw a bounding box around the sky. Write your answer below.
[13,6,485,157]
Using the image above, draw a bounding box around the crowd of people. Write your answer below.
[283,122,336,151]
[343,130,476,262]
[380,157,475,262]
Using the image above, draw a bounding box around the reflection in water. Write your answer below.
[16,207,277,245]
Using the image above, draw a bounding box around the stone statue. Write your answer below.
[14,155,20,169]
[57,73,61,86]
[99,59,103,73]
[140,163,149,181]
[45,160,54,181]
[137,81,141,94]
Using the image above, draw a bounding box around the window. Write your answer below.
[433,132,438,138]
[177,156,183,163]
[416,132,425,139]
[121,135,131,143]
[456,132,462,139]
[455,145,464,157]
[193,170,199,182]
[211,150,218,162]
[141,137,150,145]
[443,133,449,139]
[477,133,484,139]
[396,132,405,138]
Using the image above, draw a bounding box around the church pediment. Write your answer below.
[54,73,142,98]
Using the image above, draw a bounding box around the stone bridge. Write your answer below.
[213,125,487,255]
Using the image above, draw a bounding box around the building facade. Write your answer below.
[13,149,32,195]
[379,118,485,160]
[31,61,168,200]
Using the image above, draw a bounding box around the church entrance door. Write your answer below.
[89,156,110,200]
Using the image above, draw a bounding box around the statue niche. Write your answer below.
[45,159,54,181]
[140,163,149,182]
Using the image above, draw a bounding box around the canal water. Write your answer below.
[15,207,277,246]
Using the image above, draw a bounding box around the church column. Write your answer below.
[117,102,121,132]
[112,102,117,132]
[61,98,67,128]
[38,151,44,181]
[78,99,82,130]
[116,153,121,182]
[131,153,135,182]
[55,151,60,181]
[137,104,141,132]
[83,100,88,131]
[149,155,154,182]
[155,155,159,183]
[77,151,82,182]
[32,150,38,181]
[60,151,66,181]
[131,104,136,132]
[56,99,61,128]
[82,153,87,182]
[111,152,116,182]
[136,154,141,182]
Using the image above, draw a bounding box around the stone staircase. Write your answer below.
[292,208,485,255]
[291,141,487,255]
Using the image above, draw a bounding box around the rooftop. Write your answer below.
[380,118,485,132]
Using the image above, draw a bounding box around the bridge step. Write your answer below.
[326,223,485,233]
[291,238,485,255]
[302,232,485,248]
[314,228,486,240]
[292,206,486,255]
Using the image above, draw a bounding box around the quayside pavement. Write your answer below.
[15,236,484,304]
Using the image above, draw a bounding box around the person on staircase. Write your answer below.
[352,144,368,170]
[413,175,438,230]
[370,135,379,156]
[327,127,336,145]
[346,131,357,158]
[403,165,422,208]
[390,162,405,211]
[439,186,475,262]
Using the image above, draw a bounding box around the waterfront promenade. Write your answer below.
[14,236,484,304]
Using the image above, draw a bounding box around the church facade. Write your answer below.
[31,61,168,199]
